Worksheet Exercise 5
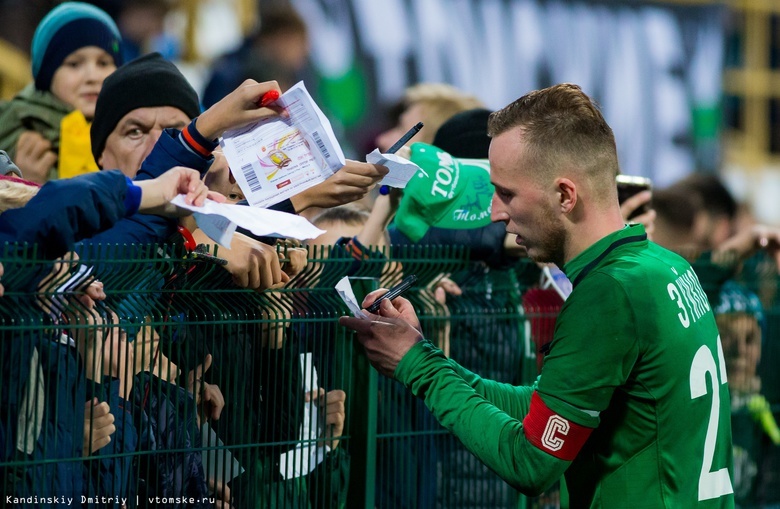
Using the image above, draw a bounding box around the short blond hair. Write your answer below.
[403,83,484,143]
[488,83,619,202]
[311,204,369,228]
[0,179,40,212]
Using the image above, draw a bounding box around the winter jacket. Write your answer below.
[174,300,351,509]
[131,372,211,509]
[0,169,133,261]
[1,326,138,508]
[79,127,213,250]
[0,85,71,181]
[83,378,139,508]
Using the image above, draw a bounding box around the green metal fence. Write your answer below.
[0,243,778,508]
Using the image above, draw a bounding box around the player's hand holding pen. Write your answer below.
[366,275,418,313]
[362,275,422,331]
[339,275,424,377]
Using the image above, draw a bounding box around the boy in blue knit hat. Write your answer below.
[0,1,122,184]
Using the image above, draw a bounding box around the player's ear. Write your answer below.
[555,178,576,213]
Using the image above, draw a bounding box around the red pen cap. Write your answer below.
[177,225,197,252]
[259,90,280,107]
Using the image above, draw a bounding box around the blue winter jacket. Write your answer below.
[0,170,134,262]
[79,128,214,249]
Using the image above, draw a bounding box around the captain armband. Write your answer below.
[522,392,595,461]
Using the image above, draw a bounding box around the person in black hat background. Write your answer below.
[86,51,388,292]
[0,2,123,184]
[89,52,201,178]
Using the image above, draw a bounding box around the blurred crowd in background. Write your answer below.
[0,1,779,508]
[0,0,776,222]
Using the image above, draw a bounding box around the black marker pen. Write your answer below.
[379,122,424,195]
[366,274,418,313]
[387,122,424,154]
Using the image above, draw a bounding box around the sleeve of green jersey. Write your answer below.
[536,271,640,427]
[446,360,536,420]
[395,340,569,495]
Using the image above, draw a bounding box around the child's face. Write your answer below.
[716,312,762,393]
[50,46,116,120]
[203,151,245,204]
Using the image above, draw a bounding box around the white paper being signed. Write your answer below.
[366,148,421,189]
[335,276,369,319]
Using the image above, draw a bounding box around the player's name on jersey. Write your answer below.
[667,267,711,328]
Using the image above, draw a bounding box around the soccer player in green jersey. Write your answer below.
[340,83,735,508]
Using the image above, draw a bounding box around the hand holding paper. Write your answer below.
[171,196,325,248]
[196,79,285,140]
[366,149,421,189]
[291,160,389,211]
[136,166,221,217]
[220,82,346,208]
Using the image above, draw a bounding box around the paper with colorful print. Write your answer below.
[220,81,346,208]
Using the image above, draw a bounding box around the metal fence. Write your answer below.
[0,243,778,508]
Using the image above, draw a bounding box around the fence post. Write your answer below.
[346,276,379,509]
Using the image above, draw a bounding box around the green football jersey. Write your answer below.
[395,224,734,509]
[539,224,734,507]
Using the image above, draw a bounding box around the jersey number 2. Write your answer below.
[690,336,733,501]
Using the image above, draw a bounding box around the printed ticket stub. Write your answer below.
[220,81,346,208]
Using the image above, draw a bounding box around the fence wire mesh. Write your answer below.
[0,243,778,508]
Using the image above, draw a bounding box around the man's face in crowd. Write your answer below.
[489,126,566,265]
[99,106,190,177]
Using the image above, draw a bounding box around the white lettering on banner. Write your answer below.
[296,0,719,185]
[541,415,570,451]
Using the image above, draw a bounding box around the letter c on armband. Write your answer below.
[522,392,594,461]
[541,415,570,451]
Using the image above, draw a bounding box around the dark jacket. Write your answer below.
[0,169,130,261]
[173,292,351,509]
[132,372,211,509]
[83,377,139,508]
[0,325,83,508]
[1,326,138,508]
[79,128,214,249]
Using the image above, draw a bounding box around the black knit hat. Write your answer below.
[432,108,493,159]
[90,52,201,164]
